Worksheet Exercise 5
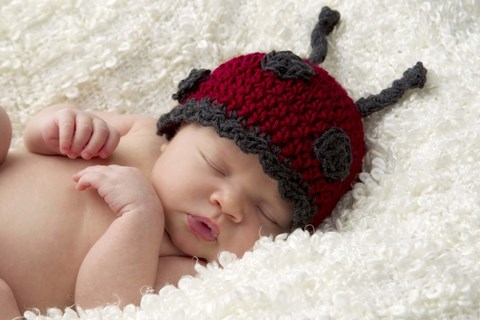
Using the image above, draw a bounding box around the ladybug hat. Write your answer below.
[157,7,427,230]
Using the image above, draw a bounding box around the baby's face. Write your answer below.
[151,123,292,262]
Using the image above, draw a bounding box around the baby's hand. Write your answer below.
[43,108,120,159]
[73,165,163,218]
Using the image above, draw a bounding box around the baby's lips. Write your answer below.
[187,215,219,242]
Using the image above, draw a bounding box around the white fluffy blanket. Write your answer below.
[2,0,479,318]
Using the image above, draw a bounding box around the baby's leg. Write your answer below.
[0,106,12,165]
[0,278,21,319]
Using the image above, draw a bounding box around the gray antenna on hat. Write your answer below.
[355,62,427,117]
[308,7,427,117]
[309,6,340,64]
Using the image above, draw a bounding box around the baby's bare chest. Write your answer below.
[0,128,164,311]
[0,153,119,309]
[0,151,114,226]
[0,144,159,254]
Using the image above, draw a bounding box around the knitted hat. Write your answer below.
[157,7,427,230]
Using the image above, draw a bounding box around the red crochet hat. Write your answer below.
[157,7,427,230]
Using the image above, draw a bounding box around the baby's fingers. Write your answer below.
[72,166,106,191]
[53,109,76,155]
[69,113,94,159]
[72,170,92,191]
[98,128,120,159]
[80,118,119,160]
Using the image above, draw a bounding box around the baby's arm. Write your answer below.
[72,165,164,309]
[23,104,150,159]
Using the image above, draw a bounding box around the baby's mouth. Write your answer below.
[187,215,219,242]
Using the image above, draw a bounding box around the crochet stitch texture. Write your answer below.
[158,51,365,229]
[157,6,427,230]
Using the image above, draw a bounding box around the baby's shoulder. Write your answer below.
[119,114,157,136]
[109,114,165,170]
[121,114,164,144]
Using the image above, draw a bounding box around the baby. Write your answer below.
[0,102,294,316]
[0,7,426,318]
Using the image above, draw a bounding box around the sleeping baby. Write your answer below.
[0,7,426,317]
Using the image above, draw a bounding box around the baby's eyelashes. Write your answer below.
[200,150,225,176]
[256,205,279,226]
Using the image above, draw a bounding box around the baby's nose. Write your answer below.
[210,186,247,223]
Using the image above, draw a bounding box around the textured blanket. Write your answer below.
[1,0,479,318]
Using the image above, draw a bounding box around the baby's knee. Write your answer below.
[0,106,12,164]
